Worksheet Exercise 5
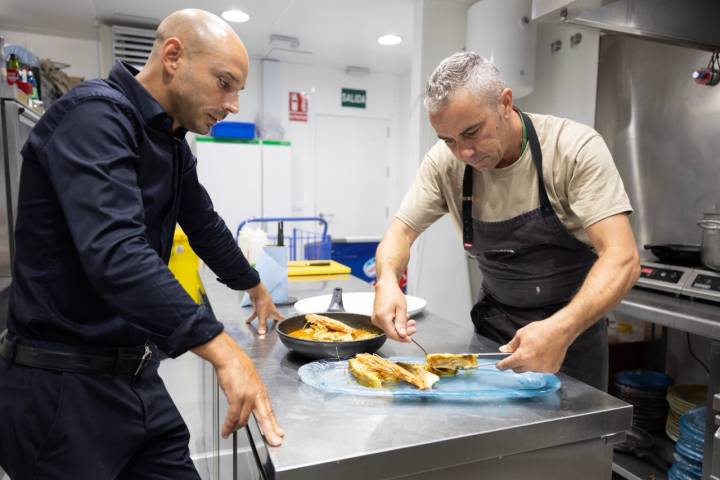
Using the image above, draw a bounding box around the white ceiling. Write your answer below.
[0,0,471,74]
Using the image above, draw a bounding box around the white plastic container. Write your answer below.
[466,0,537,99]
[238,227,270,266]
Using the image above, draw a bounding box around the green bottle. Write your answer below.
[6,53,19,86]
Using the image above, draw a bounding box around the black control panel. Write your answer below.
[691,274,720,292]
[640,266,684,284]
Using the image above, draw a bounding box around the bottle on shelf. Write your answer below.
[16,64,33,95]
[6,53,19,86]
[0,36,6,84]
[28,70,39,100]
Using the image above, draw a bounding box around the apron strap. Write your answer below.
[461,109,554,249]
[519,110,554,216]
[462,166,473,248]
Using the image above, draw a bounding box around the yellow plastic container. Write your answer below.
[168,226,203,304]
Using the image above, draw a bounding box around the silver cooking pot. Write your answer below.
[698,214,720,271]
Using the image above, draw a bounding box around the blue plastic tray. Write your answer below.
[298,356,562,400]
[210,121,255,139]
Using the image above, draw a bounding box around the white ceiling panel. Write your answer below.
[1,0,427,74]
[0,0,98,38]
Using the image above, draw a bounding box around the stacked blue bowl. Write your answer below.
[668,406,706,480]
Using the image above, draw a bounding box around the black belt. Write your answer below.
[0,331,154,376]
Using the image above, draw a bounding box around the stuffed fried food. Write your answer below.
[305,313,354,333]
[425,353,478,375]
[288,314,379,342]
[395,361,442,390]
[349,354,438,390]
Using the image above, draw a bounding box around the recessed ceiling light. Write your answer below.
[377,34,402,46]
[221,9,250,23]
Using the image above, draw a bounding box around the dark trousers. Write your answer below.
[0,357,200,479]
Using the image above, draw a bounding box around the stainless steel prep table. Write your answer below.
[200,268,631,479]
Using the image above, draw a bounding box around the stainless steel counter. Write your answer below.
[201,268,632,479]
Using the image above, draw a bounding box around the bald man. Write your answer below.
[0,9,284,479]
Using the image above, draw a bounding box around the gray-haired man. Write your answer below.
[371,52,639,390]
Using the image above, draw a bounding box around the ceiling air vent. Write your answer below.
[112,25,155,68]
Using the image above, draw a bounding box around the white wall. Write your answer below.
[222,60,402,225]
[405,0,475,324]
[394,69,412,213]
[1,28,101,79]
[514,23,600,126]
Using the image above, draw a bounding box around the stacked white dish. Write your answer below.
[666,384,707,442]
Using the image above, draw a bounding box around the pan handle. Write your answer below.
[326,287,346,313]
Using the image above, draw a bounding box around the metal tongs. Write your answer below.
[411,338,429,357]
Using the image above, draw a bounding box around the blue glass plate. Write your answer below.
[298,356,562,400]
[668,464,701,480]
[676,406,707,463]
[614,370,673,392]
[672,452,703,478]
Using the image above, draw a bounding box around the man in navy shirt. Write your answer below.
[0,9,284,479]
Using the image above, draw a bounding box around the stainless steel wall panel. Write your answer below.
[596,35,720,248]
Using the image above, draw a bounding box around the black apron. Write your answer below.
[465,110,608,391]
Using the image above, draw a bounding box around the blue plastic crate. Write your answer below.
[330,239,379,284]
[211,121,256,139]
[303,236,332,261]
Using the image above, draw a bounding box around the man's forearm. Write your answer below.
[192,331,247,369]
[375,221,416,284]
[551,250,640,343]
[376,241,409,283]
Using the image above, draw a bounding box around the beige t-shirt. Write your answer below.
[396,112,632,246]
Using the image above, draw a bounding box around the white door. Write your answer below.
[314,115,390,239]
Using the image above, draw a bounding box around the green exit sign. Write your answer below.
[341,88,366,108]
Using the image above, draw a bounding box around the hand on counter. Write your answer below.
[245,282,285,335]
[371,278,416,342]
[495,317,572,374]
[192,332,285,445]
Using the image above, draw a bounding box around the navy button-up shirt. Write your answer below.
[8,62,259,357]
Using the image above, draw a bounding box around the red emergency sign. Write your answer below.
[289,92,308,122]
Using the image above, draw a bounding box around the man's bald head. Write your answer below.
[136,8,250,134]
[152,9,243,57]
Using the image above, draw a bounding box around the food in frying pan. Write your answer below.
[288,313,379,342]
[305,313,354,333]
[425,353,478,376]
[348,353,439,390]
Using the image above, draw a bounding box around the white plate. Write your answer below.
[293,291,427,317]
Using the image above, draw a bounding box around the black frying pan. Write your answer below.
[644,243,702,265]
[276,288,386,360]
